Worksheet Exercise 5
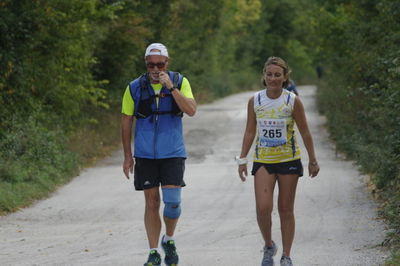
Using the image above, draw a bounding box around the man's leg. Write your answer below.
[160,158,185,238]
[144,187,161,248]
[160,185,181,265]
[162,185,181,237]
[159,158,184,265]
[277,174,299,257]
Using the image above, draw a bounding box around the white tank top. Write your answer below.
[253,89,301,163]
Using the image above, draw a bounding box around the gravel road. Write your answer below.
[0,86,388,265]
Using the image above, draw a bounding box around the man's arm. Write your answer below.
[121,114,134,179]
[159,72,197,116]
[170,90,197,116]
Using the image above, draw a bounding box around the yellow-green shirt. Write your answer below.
[121,77,194,115]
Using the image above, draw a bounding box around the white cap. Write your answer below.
[144,43,169,58]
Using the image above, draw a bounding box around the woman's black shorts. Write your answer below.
[134,157,186,191]
[251,159,303,177]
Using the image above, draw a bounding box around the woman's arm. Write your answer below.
[238,97,257,181]
[293,97,320,177]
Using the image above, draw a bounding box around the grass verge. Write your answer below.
[0,106,121,215]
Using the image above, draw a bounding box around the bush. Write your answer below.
[311,0,400,262]
[0,113,77,212]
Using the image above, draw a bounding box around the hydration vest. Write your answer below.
[133,71,183,119]
[128,71,186,159]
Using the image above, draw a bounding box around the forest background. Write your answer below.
[0,0,399,264]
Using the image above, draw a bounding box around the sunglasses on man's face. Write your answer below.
[146,62,167,69]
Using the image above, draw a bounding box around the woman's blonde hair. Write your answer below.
[262,56,291,88]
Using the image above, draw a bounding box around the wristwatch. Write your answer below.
[169,87,177,92]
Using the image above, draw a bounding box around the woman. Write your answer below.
[236,57,320,266]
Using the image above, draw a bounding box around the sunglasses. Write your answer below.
[146,62,167,69]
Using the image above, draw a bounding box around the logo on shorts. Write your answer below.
[144,181,151,186]
[289,167,297,170]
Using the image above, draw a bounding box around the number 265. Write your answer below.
[263,129,282,138]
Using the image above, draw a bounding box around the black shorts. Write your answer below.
[251,159,303,177]
[134,157,186,190]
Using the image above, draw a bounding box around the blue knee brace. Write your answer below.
[162,187,182,219]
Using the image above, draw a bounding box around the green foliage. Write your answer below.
[381,179,400,265]
[1,1,398,262]
[92,0,152,95]
[0,0,111,129]
[0,112,77,212]
[313,0,400,188]
[0,0,317,211]
[0,118,72,183]
[0,0,115,212]
[309,0,400,262]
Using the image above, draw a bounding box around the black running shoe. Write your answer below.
[144,250,161,266]
[161,235,179,266]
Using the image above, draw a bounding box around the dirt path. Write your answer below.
[0,86,388,265]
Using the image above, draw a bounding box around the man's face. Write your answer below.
[145,55,168,83]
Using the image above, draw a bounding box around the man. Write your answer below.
[121,43,196,266]
[286,79,299,96]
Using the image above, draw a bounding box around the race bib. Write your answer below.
[257,118,287,147]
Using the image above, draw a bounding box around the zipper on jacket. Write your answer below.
[153,89,161,159]
[154,113,159,159]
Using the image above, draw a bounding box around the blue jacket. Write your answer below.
[129,72,186,159]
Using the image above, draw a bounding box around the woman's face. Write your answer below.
[264,64,287,90]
